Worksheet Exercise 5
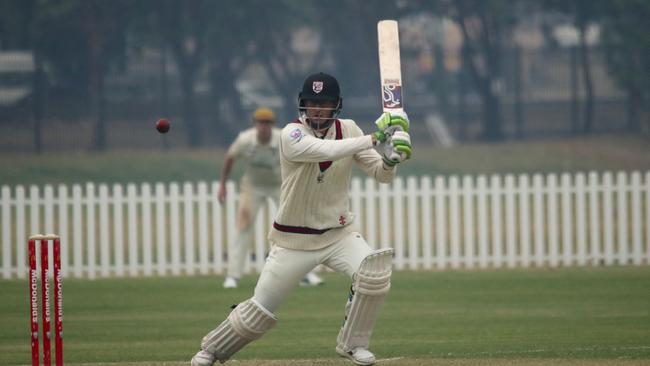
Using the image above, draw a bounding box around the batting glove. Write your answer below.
[377,110,409,132]
[377,130,412,166]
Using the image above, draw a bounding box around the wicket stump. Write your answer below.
[29,234,63,366]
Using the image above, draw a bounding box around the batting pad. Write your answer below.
[201,299,277,362]
[337,248,393,352]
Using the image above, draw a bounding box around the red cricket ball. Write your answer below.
[156,118,170,134]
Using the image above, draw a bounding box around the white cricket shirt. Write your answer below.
[228,127,282,188]
[268,118,396,250]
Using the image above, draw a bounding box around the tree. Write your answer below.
[203,1,253,143]
[544,0,608,134]
[241,2,321,120]
[244,0,402,121]
[152,0,214,147]
[82,1,130,150]
[317,0,402,98]
[0,0,46,153]
[32,0,130,151]
[447,0,517,141]
[1,0,129,152]
[600,0,650,133]
[0,0,32,48]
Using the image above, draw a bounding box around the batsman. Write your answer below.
[191,72,412,366]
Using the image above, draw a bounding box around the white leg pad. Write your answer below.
[337,248,393,353]
[201,299,277,362]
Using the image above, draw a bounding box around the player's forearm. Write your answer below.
[355,150,396,183]
[284,135,373,163]
[375,162,396,182]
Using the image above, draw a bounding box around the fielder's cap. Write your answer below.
[299,72,341,102]
[253,107,275,121]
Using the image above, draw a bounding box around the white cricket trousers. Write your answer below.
[252,231,372,313]
[227,182,279,279]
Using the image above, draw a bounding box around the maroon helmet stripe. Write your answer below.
[273,221,331,235]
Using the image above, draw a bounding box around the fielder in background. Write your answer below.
[219,107,324,289]
[193,72,412,366]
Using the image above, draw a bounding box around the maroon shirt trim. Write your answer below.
[319,120,342,172]
[273,221,330,235]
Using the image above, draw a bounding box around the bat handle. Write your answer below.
[386,134,402,163]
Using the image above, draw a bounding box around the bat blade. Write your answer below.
[377,20,403,112]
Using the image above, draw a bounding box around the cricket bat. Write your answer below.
[377,20,404,163]
[377,20,403,112]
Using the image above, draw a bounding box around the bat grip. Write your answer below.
[386,134,402,163]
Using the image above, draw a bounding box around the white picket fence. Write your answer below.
[1,171,649,279]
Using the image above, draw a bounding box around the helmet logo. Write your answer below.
[312,81,323,94]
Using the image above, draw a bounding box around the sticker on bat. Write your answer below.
[382,83,402,109]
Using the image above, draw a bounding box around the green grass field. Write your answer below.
[1,134,649,186]
[1,134,649,366]
[1,267,649,366]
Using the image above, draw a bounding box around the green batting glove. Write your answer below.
[392,131,412,160]
[373,130,387,143]
[374,111,410,133]
[377,131,412,166]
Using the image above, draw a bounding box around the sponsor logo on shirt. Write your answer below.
[290,128,303,142]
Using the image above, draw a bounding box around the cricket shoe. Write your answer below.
[190,349,221,366]
[222,277,238,289]
[336,346,376,365]
[299,272,324,286]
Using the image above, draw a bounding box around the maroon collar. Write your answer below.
[319,120,341,172]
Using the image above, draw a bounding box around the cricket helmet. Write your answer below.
[298,72,342,130]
